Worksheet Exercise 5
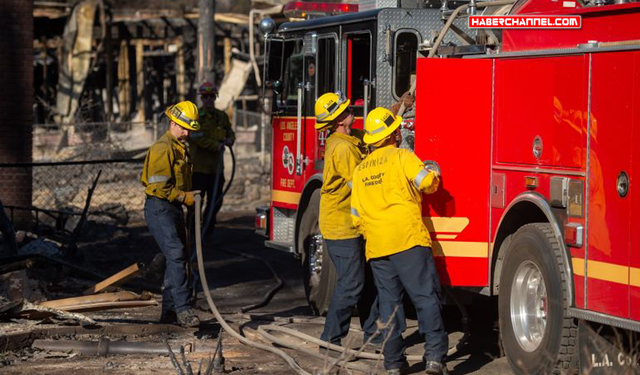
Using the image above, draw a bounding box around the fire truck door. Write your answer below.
[587,51,636,319]
[415,57,493,287]
[271,39,304,208]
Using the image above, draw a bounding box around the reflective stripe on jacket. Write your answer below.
[318,130,366,240]
[350,145,439,260]
[190,108,235,175]
[141,131,192,202]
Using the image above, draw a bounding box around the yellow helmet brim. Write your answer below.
[165,107,200,131]
[315,99,350,128]
[315,121,332,130]
[363,115,402,145]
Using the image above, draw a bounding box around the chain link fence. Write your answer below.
[1,158,145,235]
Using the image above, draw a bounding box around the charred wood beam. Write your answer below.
[185,18,197,34]
[141,20,160,39]
[105,19,114,121]
[161,16,179,34]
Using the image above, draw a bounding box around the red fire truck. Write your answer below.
[257,0,640,373]
[255,0,473,313]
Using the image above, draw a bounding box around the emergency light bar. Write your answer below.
[283,1,359,19]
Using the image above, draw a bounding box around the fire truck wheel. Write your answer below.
[499,223,577,375]
[299,189,336,315]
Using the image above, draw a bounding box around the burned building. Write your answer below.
[33,0,286,158]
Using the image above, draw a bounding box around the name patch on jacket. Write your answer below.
[357,155,389,170]
[362,172,385,187]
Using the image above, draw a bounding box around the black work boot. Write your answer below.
[386,361,409,375]
[425,361,448,375]
[159,310,177,324]
[176,309,200,328]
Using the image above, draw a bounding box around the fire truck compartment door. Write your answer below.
[494,56,588,169]
[414,58,493,287]
[586,51,639,320]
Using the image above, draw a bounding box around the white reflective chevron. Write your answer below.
[148,175,170,184]
[414,169,429,189]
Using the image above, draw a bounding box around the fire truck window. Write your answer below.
[279,40,303,107]
[346,34,371,106]
[394,31,419,99]
[316,37,337,97]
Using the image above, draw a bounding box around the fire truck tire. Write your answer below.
[299,189,336,315]
[499,223,577,375]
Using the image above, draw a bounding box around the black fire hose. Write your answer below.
[195,144,282,313]
[194,193,311,375]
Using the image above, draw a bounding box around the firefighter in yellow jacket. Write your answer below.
[190,82,235,237]
[141,100,201,328]
[315,91,381,353]
[351,107,448,375]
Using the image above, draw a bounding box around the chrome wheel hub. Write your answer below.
[308,234,324,287]
[510,260,547,352]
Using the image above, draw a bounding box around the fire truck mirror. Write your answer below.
[265,37,284,84]
[259,17,276,35]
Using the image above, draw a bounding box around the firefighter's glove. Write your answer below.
[179,191,201,206]
[425,166,441,178]
[424,160,441,177]
[400,91,414,109]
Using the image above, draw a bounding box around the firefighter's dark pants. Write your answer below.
[144,196,192,313]
[369,246,448,370]
[320,237,381,346]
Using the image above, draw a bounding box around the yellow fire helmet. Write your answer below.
[165,100,200,131]
[363,107,402,145]
[314,91,350,130]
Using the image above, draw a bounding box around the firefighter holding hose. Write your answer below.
[141,100,201,328]
[314,91,382,355]
[351,107,448,375]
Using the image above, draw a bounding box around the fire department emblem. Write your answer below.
[282,145,295,175]
[533,136,543,160]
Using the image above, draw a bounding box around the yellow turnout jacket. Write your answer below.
[141,131,192,202]
[318,129,366,240]
[350,145,439,260]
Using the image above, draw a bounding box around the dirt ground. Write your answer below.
[0,212,512,375]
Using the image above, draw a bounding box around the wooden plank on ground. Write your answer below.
[61,299,157,313]
[40,291,151,310]
[83,263,140,295]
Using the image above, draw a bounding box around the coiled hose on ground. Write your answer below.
[193,195,437,375]
[194,193,311,375]
[193,147,467,373]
